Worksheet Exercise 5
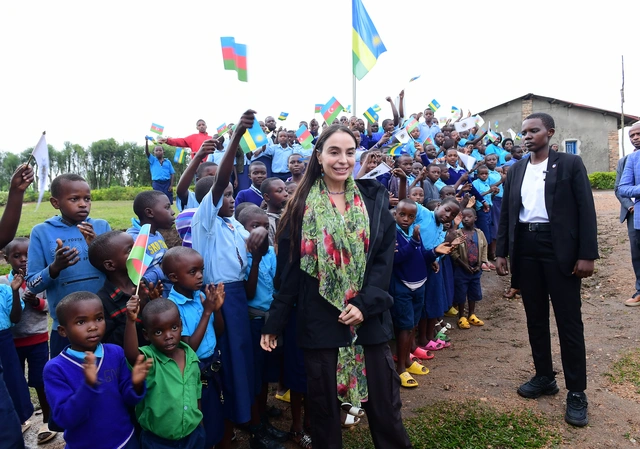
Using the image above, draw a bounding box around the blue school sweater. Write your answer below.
[393,227,438,289]
[127,219,171,296]
[235,186,263,207]
[43,344,145,449]
[26,216,111,328]
[246,247,277,311]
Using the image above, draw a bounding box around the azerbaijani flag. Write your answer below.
[150,123,164,135]
[363,107,379,125]
[428,99,440,112]
[239,119,269,154]
[127,224,153,286]
[315,104,323,114]
[405,117,419,133]
[278,112,289,121]
[424,137,435,146]
[296,125,314,150]
[217,123,229,136]
[409,75,420,83]
[220,36,248,82]
[487,130,500,142]
[321,97,344,124]
[352,0,387,81]
[174,148,185,164]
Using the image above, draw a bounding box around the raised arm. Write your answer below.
[144,139,150,158]
[386,96,399,127]
[0,164,33,248]
[177,140,217,205]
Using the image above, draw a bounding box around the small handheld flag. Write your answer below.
[372,104,382,112]
[278,112,289,121]
[30,132,49,211]
[405,117,419,134]
[409,75,420,83]
[427,99,440,112]
[515,133,522,141]
[346,105,352,114]
[239,119,269,154]
[295,125,314,150]
[487,130,500,143]
[145,135,157,142]
[150,123,164,135]
[127,224,153,294]
[387,142,403,156]
[451,106,460,117]
[217,123,229,136]
[174,147,185,164]
[221,37,248,82]
[314,104,323,114]
[494,121,499,129]
[321,97,344,124]
[506,128,516,140]
[363,107,379,125]
[424,137,435,146]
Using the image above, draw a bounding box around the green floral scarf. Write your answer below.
[301,176,370,407]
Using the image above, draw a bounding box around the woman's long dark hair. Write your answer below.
[276,124,356,260]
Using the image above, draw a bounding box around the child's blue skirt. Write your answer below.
[424,265,447,319]
[476,208,493,245]
[219,281,255,424]
[440,255,455,309]
[491,197,502,241]
[0,329,33,423]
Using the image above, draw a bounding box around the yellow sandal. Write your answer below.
[406,361,429,375]
[468,314,484,326]
[458,317,470,329]
[399,371,419,388]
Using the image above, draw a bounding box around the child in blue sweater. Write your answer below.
[43,292,152,449]
[235,161,268,207]
[392,199,453,388]
[127,190,175,296]
[27,174,111,358]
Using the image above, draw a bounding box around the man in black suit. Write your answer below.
[495,112,598,427]
[614,122,640,306]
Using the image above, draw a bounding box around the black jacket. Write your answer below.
[262,179,396,348]
[496,151,599,285]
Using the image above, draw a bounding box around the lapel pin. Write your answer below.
[552,164,557,169]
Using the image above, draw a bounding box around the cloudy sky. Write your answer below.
[2,0,639,157]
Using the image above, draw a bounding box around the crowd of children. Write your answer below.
[0,99,533,449]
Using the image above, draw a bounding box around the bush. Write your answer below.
[0,185,156,205]
[589,171,616,190]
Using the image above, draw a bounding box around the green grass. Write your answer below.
[342,400,560,449]
[0,201,180,238]
[605,348,640,393]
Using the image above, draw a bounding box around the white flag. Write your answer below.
[31,133,49,210]
[391,128,410,144]
[360,162,392,180]
[506,128,516,140]
[454,117,477,132]
[474,115,485,128]
[457,151,476,172]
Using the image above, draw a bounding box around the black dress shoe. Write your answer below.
[517,375,559,398]
[565,392,588,427]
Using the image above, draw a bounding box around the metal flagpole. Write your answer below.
[352,75,357,117]
[621,55,625,155]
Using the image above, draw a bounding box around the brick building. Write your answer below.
[476,93,639,173]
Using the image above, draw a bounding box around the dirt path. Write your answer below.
[23,190,640,448]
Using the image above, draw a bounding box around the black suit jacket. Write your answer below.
[496,151,599,284]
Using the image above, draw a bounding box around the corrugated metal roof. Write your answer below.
[476,93,639,129]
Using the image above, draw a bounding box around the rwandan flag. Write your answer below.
[314,104,323,114]
[220,36,248,82]
[409,75,420,83]
[451,106,460,117]
[428,99,440,112]
[352,0,387,81]
[363,107,379,125]
[217,123,229,136]
[296,125,314,150]
[405,118,419,133]
[239,119,269,154]
[150,123,164,135]
[174,148,185,164]
[321,97,344,124]
[127,224,153,286]
[387,142,403,156]
[278,112,289,121]
[372,104,381,112]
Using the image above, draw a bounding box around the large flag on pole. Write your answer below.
[31,132,49,211]
[127,224,153,287]
[352,0,387,80]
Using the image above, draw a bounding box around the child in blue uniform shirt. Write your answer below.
[471,166,496,271]
[162,247,226,448]
[145,141,175,204]
[191,111,271,447]
[175,140,218,212]
[27,174,111,358]
[485,154,506,260]
[235,161,268,207]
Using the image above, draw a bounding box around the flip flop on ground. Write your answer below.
[625,296,640,307]
[399,371,419,388]
[406,361,429,375]
[38,423,58,444]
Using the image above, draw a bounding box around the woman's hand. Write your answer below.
[338,304,363,326]
[260,334,278,352]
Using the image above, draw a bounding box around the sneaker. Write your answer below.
[565,392,588,427]
[517,375,559,399]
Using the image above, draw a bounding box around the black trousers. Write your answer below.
[304,343,412,449]
[516,228,587,392]
[627,213,640,296]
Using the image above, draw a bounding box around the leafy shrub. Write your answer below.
[0,185,157,205]
[588,171,615,190]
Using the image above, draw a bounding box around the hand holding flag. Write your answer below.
[237,110,268,154]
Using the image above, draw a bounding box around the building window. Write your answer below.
[565,140,577,154]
